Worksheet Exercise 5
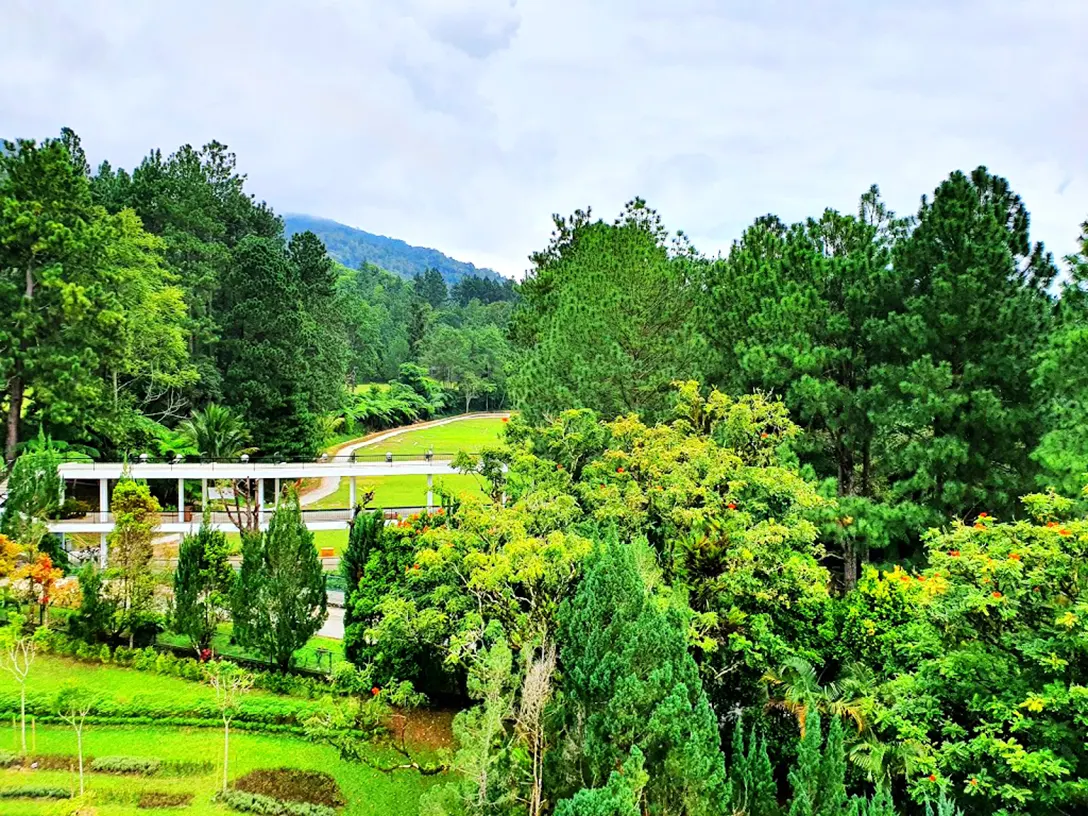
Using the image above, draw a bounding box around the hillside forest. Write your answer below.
[3,128,1088,816]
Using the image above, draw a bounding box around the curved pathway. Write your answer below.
[299,411,509,507]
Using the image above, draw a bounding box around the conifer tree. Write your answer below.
[818,716,847,816]
[788,711,822,816]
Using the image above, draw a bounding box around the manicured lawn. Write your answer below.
[157,625,345,672]
[0,724,443,815]
[225,528,348,555]
[361,415,507,457]
[309,472,487,510]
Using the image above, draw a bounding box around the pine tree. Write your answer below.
[173,518,234,655]
[818,716,847,816]
[231,490,327,670]
[558,535,728,815]
[341,509,384,666]
[788,711,821,816]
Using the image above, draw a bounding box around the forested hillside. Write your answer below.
[284,214,504,285]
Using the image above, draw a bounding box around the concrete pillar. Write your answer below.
[201,479,208,512]
[274,478,280,507]
[99,533,107,568]
[177,478,185,522]
[348,476,356,509]
[427,473,434,511]
[256,479,264,523]
[98,478,109,522]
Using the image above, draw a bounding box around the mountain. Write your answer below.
[283,214,505,285]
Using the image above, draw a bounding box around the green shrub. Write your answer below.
[90,755,162,775]
[0,786,73,799]
[221,789,337,816]
[138,791,194,808]
[234,768,345,807]
[0,749,18,768]
[160,758,215,776]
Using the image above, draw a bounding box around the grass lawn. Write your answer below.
[0,724,442,815]
[309,473,487,510]
[157,625,346,672]
[224,528,348,555]
[361,415,506,457]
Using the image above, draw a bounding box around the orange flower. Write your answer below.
[1009,552,1021,561]
[970,778,978,787]
[928,774,937,782]
[727,502,737,510]
[616,467,625,474]
[1047,521,1058,528]
[501,417,509,423]
[949,550,960,557]
[918,575,926,582]
[992,591,1002,599]
[974,523,984,530]
[1059,528,1072,536]
[760,432,769,439]
[371,687,380,695]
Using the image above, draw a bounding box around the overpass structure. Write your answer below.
[50,454,466,566]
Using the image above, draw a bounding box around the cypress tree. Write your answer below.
[788,712,821,816]
[173,518,234,655]
[341,509,384,666]
[817,716,847,816]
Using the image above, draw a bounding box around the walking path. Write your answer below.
[298,412,508,507]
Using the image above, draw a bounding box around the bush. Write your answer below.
[234,768,345,807]
[221,789,337,816]
[138,791,194,809]
[90,755,162,775]
[0,786,72,799]
[160,758,215,777]
[0,749,18,768]
[27,753,81,771]
[58,497,92,519]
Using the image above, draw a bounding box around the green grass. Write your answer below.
[360,416,506,457]
[309,473,487,510]
[0,654,310,715]
[156,625,345,672]
[0,724,442,815]
[224,528,348,555]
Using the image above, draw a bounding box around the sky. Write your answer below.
[2,0,1086,278]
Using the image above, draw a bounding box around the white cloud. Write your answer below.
[1,0,1085,277]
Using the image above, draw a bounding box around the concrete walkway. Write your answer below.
[299,412,508,507]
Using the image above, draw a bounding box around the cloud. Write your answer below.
[1,0,1086,277]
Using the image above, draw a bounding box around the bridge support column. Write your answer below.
[427,473,433,511]
[201,479,208,514]
[256,479,264,525]
[177,478,185,522]
[98,478,109,522]
[274,478,280,508]
[349,477,356,509]
[99,533,107,567]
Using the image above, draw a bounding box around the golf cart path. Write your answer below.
[298,412,509,507]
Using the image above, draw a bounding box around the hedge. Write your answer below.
[0,786,72,799]
[221,790,337,816]
[90,755,162,775]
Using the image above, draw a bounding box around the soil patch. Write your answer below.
[233,768,345,807]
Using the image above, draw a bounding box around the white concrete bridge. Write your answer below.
[50,455,466,565]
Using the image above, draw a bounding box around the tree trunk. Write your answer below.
[77,728,84,795]
[5,374,22,465]
[19,685,26,754]
[222,719,230,793]
[843,537,858,591]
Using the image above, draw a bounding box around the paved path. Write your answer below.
[299,412,508,507]
[318,604,344,639]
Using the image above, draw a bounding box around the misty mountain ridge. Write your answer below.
[283,214,504,285]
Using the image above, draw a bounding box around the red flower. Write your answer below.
[992,591,1002,599]
[928,774,937,782]
[1047,521,1058,528]
[978,512,989,519]
[1059,528,1072,537]
[949,550,960,557]
[616,467,625,474]
[727,502,737,510]
[413,563,420,570]
[1009,552,1021,561]
[371,687,380,695]
[501,417,509,423]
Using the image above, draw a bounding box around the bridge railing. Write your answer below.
[57,451,470,465]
